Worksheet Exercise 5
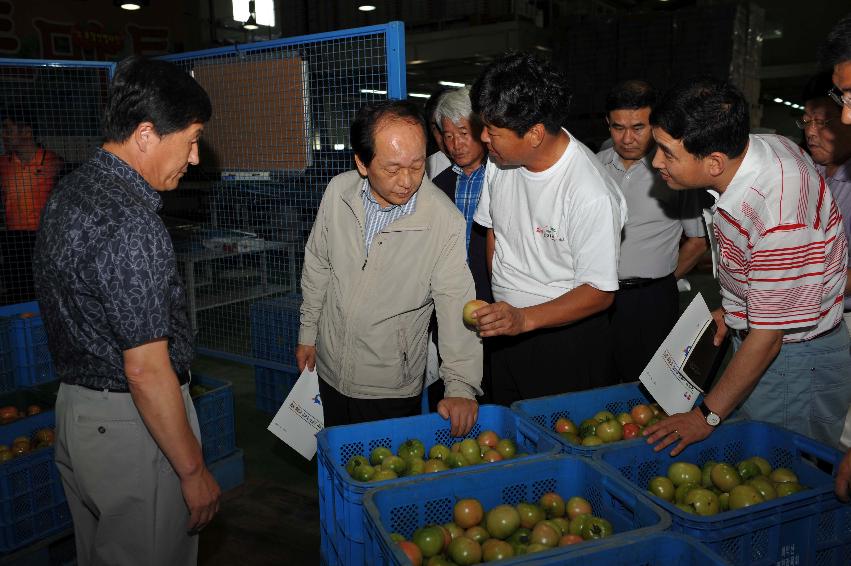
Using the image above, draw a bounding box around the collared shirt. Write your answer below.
[817,158,851,311]
[452,162,486,250]
[33,148,194,392]
[597,148,705,279]
[361,179,417,254]
[713,134,846,342]
[0,147,62,231]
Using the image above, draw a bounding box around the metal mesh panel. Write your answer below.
[161,24,404,366]
[0,62,111,307]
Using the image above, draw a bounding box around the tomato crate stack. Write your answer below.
[0,410,70,553]
[253,366,298,414]
[594,420,851,565]
[316,405,561,566]
[511,382,655,457]
[250,294,301,369]
[191,374,243,492]
[0,303,55,389]
[362,454,671,566]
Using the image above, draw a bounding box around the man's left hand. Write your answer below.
[437,397,479,437]
[644,408,713,456]
[475,301,528,337]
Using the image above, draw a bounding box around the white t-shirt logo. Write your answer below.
[536,225,563,241]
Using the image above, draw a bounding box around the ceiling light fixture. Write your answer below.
[243,0,260,30]
[359,5,377,11]
[360,89,387,94]
[409,93,430,99]
[438,81,466,88]
[773,97,783,103]
[783,101,792,106]
[114,0,149,9]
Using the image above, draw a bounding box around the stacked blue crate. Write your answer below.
[250,294,301,413]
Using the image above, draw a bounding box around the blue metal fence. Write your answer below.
[158,22,407,369]
[0,58,113,306]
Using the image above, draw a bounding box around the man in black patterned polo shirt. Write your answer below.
[34,56,219,566]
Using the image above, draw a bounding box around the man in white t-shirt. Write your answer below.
[469,53,627,405]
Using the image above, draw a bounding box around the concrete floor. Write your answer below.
[191,356,321,566]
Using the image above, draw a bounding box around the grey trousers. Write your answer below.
[55,382,201,566]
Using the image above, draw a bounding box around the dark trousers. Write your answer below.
[0,230,36,305]
[490,311,615,406]
[610,274,679,383]
[318,378,421,428]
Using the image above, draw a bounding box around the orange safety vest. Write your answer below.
[0,147,61,231]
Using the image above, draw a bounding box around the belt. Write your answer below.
[73,369,191,393]
[618,273,673,290]
[730,324,839,342]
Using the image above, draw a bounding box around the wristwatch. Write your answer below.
[698,401,721,427]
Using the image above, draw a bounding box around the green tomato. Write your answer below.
[593,410,616,423]
[648,476,676,502]
[746,476,777,501]
[381,455,407,476]
[710,463,742,492]
[684,488,720,516]
[429,444,451,461]
[675,482,699,504]
[728,484,764,509]
[668,461,702,487]
[412,525,446,558]
[736,459,761,481]
[346,455,369,477]
[580,516,613,540]
[581,435,603,447]
[701,460,718,488]
[369,446,393,466]
[748,456,772,477]
[398,439,426,461]
[351,463,375,482]
[775,482,805,497]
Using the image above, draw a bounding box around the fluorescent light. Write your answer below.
[334,144,345,150]
[439,81,466,88]
[783,101,791,106]
[360,89,387,94]
[120,2,142,9]
[409,93,430,99]
[358,4,376,11]
[773,98,783,103]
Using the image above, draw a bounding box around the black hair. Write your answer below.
[103,56,212,143]
[0,104,38,136]
[605,80,658,113]
[802,71,838,104]
[650,77,749,159]
[820,13,851,69]
[350,99,427,167]
[470,52,572,136]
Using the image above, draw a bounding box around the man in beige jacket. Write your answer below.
[296,100,483,436]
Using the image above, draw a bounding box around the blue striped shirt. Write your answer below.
[361,179,417,254]
[453,162,486,249]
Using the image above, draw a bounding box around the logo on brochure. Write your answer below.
[535,225,564,242]
[313,393,322,406]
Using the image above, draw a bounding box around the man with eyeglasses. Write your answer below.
[596,80,707,383]
[800,72,851,313]
[822,13,851,127]
[820,12,851,503]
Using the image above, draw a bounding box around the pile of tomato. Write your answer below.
[345,432,521,482]
[647,456,806,515]
[393,493,613,565]
[553,403,666,446]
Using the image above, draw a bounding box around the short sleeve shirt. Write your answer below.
[713,135,847,341]
[473,131,627,307]
[0,147,62,231]
[597,148,705,279]
[34,148,194,391]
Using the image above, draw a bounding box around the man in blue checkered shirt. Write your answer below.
[426,87,494,408]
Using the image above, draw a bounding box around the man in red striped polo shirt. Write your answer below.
[643,77,851,455]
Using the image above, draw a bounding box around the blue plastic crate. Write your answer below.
[0,410,70,553]
[595,420,851,565]
[511,381,655,457]
[316,404,562,566]
[0,318,13,393]
[191,374,236,465]
[363,454,671,566]
[250,294,301,370]
[208,448,244,493]
[253,366,298,414]
[0,302,55,388]
[503,532,730,565]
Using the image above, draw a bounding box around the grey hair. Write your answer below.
[433,87,474,132]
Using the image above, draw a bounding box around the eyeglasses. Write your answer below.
[795,117,831,129]
[829,86,851,109]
